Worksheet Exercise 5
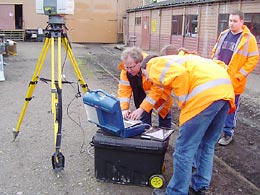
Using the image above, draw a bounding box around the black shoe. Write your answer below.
[189,187,206,195]
[152,189,166,195]
[192,166,197,174]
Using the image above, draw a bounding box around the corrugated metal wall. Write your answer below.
[150,9,160,51]
[198,4,218,58]
[159,8,172,50]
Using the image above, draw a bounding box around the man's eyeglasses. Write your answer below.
[124,63,138,70]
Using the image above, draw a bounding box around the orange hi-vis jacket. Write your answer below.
[212,25,259,95]
[117,57,173,119]
[147,55,236,126]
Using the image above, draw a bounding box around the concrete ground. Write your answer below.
[0,42,259,195]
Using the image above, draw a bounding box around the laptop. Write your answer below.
[123,119,142,128]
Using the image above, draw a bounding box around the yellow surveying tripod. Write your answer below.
[13,15,88,173]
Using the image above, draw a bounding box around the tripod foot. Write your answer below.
[52,151,65,174]
[12,129,20,141]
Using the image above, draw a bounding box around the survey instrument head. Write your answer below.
[36,0,74,16]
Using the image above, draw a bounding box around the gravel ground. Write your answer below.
[0,42,259,195]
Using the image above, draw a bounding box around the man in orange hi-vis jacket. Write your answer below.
[142,54,235,195]
[117,47,173,128]
[212,10,259,146]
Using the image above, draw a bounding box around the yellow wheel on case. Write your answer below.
[149,174,165,189]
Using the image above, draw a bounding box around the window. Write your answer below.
[135,17,141,25]
[244,13,260,43]
[184,15,198,37]
[217,13,260,43]
[218,14,229,35]
[171,15,183,35]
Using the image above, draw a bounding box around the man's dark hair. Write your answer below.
[230,10,244,20]
[140,55,158,69]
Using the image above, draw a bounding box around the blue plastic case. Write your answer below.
[83,89,147,138]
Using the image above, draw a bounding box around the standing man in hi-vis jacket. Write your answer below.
[212,10,259,146]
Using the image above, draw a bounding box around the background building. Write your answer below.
[0,0,259,71]
[0,0,143,43]
[126,0,260,71]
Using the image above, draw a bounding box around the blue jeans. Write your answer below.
[166,100,230,195]
[223,94,240,136]
[140,109,172,128]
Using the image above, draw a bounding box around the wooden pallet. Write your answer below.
[0,30,24,41]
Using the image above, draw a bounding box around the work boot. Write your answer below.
[218,134,233,146]
[189,187,207,195]
[152,188,166,195]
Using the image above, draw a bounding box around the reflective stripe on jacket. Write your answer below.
[212,25,259,94]
[117,55,173,118]
[147,55,235,126]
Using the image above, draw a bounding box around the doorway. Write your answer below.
[15,4,23,29]
[141,16,150,50]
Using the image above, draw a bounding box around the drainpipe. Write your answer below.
[197,5,201,53]
[125,13,129,46]
[181,6,186,47]
[158,9,162,52]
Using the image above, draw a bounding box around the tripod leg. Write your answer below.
[51,36,56,115]
[13,38,51,140]
[62,37,88,93]
[51,36,65,173]
[51,35,62,145]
